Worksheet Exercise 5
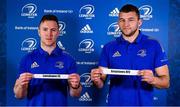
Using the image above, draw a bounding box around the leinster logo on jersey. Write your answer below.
[55,61,64,69]
[137,49,147,57]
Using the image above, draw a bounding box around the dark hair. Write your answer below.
[119,4,140,19]
[39,14,59,28]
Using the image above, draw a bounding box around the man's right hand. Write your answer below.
[91,68,102,81]
[91,68,105,88]
[14,72,33,99]
[18,72,33,88]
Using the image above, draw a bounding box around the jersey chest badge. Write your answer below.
[137,49,147,57]
[55,61,64,69]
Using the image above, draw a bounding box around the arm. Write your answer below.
[68,73,82,97]
[91,66,107,88]
[139,65,170,88]
[13,72,33,99]
[153,65,170,88]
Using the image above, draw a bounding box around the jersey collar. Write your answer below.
[116,31,143,44]
[38,45,62,56]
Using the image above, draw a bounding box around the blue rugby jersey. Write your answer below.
[99,32,168,106]
[18,46,77,106]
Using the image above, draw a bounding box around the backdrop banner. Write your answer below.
[6,0,168,106]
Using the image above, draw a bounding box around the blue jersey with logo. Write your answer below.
[99,32,168,106]
[18,46,77,106]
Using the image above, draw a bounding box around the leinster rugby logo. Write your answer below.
[21,3,37,18]
[59,21,66,36]
[78,39,94,54]
[21,38,37,52]
[55,61,64,69]
[139,5,153,20]
[107,22,121,37]
[80,73,93,87]
[79,4,95,19]
[137,49,147,57]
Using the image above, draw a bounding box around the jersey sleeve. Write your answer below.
[16,54,30,78]
[98,44,109,67]
[68,57,77,74]
[19,55,30,73]
[154,41,168,68]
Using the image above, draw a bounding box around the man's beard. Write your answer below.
[121,27,138,37]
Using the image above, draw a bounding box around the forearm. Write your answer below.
[152,76,170,89]
[69,84,82,97]
[13,79,28,99]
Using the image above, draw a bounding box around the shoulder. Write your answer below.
[21,49,39,61]
[103,40,118,49]
[61,50,76,61]
[143,35,162,46]
[142,35,165,51]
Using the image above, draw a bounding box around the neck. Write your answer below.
[41,43,56,55]
[123,30,139,43]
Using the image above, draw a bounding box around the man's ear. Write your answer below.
[38,29,40,37]
[138,19,142,27]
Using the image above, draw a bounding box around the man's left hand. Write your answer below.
[68,73,80,89]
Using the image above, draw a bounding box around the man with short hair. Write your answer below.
[14,14,82,106]
[91,4,170,106]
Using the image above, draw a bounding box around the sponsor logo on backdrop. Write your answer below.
[59,21,66,36]
[44,9,73,14]
[107,22,121,37]
[78,39,94,53]
[109,8,119,17]
[79,4,95,19]
[139,5,153,20]
[80,24,93,34]
[80,73,93,87]
[140,28,159,32]
[21,38,37,52]
[15,26,38,30]
[79,92,92,102]
[57,41,65,50]
[21,3,37,18]
[76,61,98,65]
[153,96,158,101]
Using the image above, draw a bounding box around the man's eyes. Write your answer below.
[42,28,57,31]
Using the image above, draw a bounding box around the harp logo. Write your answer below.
[78,39,94,54]
[21,38,37,52]
[79,4,95,19]
[139,5,153,20]
[107,22,121,37]
[21,3,37,18]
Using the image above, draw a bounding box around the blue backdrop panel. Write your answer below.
[167,0,180,105]
[6,0,168,106]
[0,0,6,106]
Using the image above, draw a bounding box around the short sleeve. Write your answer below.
[17,54,30,78]
[68,57,77,74]
[98,44,109,67]
[154,41,168,68]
